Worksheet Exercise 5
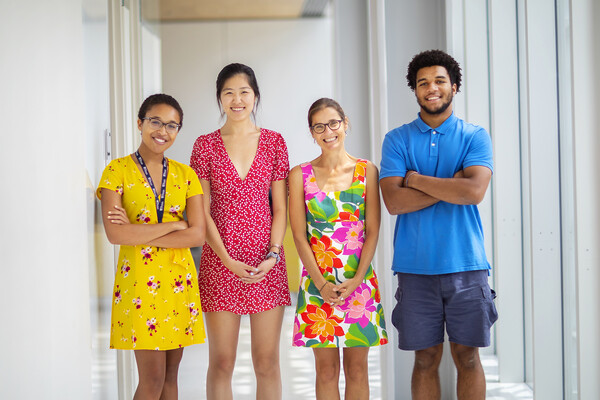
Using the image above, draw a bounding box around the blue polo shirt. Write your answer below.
[380,112,493,275]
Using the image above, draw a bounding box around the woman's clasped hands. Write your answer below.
[225,256,277,284]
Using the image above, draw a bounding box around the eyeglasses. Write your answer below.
[310,119,343,134]
[142,117,181,134]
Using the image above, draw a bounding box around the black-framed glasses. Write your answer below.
[310,119,343,134]
[142,117,181,134]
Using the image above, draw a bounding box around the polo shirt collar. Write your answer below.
[415,112,458,135]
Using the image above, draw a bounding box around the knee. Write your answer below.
[451,344,480,371]
[315,360,340,383]
[343,361,368,383]
[209,353,236,377]
[252,353,280,378]
[414,345,443,372]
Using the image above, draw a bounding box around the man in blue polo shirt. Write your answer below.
[380,50,497,399]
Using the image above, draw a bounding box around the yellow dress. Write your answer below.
[96,155,206,350]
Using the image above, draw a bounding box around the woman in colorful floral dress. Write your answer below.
[290,98,387,399]
[189,63,290,400]
[97,94,206,399]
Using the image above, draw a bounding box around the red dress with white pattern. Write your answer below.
[190,128,291,314]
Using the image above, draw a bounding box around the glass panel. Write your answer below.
[556,0,579,397]
[83,0,119,398]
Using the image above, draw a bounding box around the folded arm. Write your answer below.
[379,165,491,215]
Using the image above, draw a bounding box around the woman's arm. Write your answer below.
[288,166,341,305]
[198,179,256,281]
[144,194,206,248]
[337,161,381,298]
[100,188,187,245]
[252,178,288,282]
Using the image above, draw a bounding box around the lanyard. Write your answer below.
[134,151,168,223]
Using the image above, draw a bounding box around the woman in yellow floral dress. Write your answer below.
[97,94,206,399]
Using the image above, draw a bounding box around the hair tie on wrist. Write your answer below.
[319,281,328,291]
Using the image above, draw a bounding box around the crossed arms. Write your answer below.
[379,165,492,215]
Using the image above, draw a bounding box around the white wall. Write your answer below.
[160,18,335,169]
[0,1,91,398]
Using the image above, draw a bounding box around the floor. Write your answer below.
[92,298,532,399]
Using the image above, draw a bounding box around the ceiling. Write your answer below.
[142,0,330,21]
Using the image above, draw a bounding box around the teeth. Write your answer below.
[154,138,166,143]
[232,107,244,111]
[324,137,337,143]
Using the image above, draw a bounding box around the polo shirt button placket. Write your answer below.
[430,130,439,157]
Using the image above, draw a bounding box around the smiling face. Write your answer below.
[415,65,457,118]
[219,73,256,122]
[137,103,180,155]
[310,107,348,151]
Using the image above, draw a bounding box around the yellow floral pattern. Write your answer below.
[97,155,206,350]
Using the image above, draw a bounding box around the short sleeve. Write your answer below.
[463,128,493,173]
[190,135,211,181]
[96,159,124,199]
[185,165,204,198]
[379,131,407,179]
[271,132,290,181]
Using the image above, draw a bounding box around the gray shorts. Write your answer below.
[391,270,498,351]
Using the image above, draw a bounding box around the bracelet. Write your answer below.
[269,244,282,250]
[404,171,419,187]
[265,251,281,263]
[319,281,329,291]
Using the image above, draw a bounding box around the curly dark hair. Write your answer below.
[138,93,184,128]
[406,50,462,92]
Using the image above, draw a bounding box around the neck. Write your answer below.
[221,118,258,136]
[136,144,164,164]
[420,106,453,129]
[317,147,352,170]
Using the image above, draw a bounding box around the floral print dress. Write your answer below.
[293,160,388,348]
[97,155,206,350]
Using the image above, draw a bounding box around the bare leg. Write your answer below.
[249,306,285,400]
[313,348,341,400]
[205,311,242,400]
[134,350,167,400]
[160,348,184,400]
[450,343,486,400]
[412,343,443,400]
[342,347,370,400]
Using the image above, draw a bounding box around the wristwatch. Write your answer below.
[265,251,281,263]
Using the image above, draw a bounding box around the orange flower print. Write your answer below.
[339,208,360,222]
[302,303,345,343]
[310,235,343,273]
[370,276,381,303]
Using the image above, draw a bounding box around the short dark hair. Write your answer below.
[406,50,462,92]
[307,98,347,128]
[138,93,184,128]
[216,63,261,117]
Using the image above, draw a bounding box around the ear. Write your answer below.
[452,83,458,95]
[343,116,349,131]
[137,119,143,131]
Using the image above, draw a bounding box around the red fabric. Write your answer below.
[190,128,291,314]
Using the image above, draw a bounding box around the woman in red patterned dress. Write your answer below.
[189,63,290,400]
